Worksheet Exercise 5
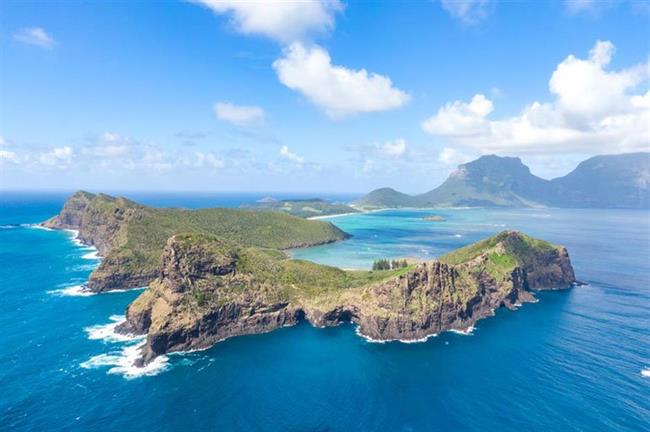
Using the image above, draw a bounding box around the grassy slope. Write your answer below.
[158,233,414,312]
[171,231,558,313]
[439,231,557,283]
[78,193,349,283]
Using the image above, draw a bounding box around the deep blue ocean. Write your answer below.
[1,191,649,431]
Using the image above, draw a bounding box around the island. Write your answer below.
[44,192,577,369]
[241,198,360,218]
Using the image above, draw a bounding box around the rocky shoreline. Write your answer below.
[116,231,575,367]
[43,191,577,369]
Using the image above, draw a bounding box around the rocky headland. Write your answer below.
[42,191,349,292]
[43,192,577,369]
[116,231,575,367]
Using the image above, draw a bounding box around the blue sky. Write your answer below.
[1,0,648,193]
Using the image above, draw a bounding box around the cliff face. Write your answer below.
[118,235,303,365]
[120,231,576,366]
[43,191,141,256]
[42,191,350,292]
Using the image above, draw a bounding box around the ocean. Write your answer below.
[1,192,649,431]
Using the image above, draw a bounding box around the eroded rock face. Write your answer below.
[43,191,139,256]
[121,232,576,366]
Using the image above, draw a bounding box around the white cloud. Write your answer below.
[192,0,342,43]
[279,145,304,164]
[440,0,492,25]
[214,102,265,125]
[39,146,73,166]
[438,147,473,166]
[273,43,410,118]
[421,40,650,154]
[14,27,55,48]
[422,94,493,137]
[381,138,407,157]
[0,150,19,163]
[194,151,225,170]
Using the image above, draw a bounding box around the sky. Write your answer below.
[0,0,648,193]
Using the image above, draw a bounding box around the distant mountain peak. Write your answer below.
[355,152,649,209]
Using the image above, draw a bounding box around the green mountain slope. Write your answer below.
[355,153,649,209]
[550,152,649,208]
[354,187,421,208]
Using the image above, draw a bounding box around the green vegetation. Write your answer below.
[354,187,421,209]
[439,230,558,283]
[355,153,650,209]
[372,258,408,271]
[51,192,350,290]
[242,198,359,218]
[169,232,414,309]
[440,231,554,266]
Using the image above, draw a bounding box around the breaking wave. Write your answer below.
[84,315,142,343]
[48,285,95,297]
[80,341,169,379]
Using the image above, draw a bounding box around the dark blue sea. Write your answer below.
[1,191,649,431]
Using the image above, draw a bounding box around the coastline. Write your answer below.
[307,207,389,220]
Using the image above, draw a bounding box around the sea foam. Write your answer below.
[28,224,53,231]
[84,315,142,343]
[354,325,438,344]
[81,250,101,260]
[48,285,95,297]
[80,341,169,379]
[449,325,475,336]
[641,368,650,378]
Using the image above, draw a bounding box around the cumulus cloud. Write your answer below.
[422,94,493,137]
[440,0,492,25]
[39,146,73,167]
[14,27,55,48]
[214,102,265,125]
[421,40,650,154]
[381,138,407,157]
[279,145,304,164]
[0,150,19,163]
[192,0,342,43]
[437,147,474,166]
[273,43,410,118]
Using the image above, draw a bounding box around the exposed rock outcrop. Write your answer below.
[120,231,576,366]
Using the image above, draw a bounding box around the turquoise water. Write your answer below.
[1,193,649,431]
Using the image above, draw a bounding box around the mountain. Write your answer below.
[550,153,649,208]
[117,231,575,367]
[418,155,551,207]
[42,191,349,292]
[356,153,649,209]
[353,187,422,209]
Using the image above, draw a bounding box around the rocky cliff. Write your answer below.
[119,231,576,366]
[43,191,350,292]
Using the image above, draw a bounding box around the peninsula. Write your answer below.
[44,192,577,368]
[116,230,575,366]
[42,191,348,292]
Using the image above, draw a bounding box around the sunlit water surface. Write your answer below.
[1,193,648,431]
